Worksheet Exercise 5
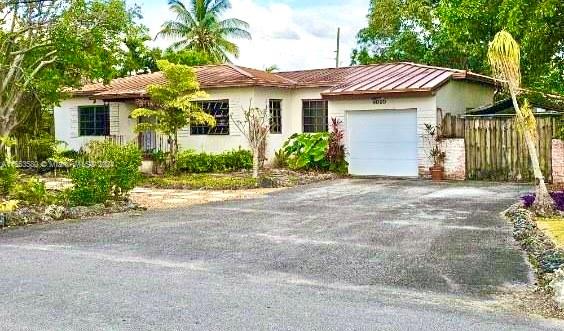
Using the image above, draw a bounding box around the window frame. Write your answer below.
[78,105,110,137]
[269,99,282,134]
[190,99,230,136]
[302,99,328,133]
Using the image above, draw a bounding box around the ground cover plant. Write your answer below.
[522,192,564,212]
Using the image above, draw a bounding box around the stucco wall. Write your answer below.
[54,97,136,151]
[553,139,564,184]
[435,80,494,116]
[54,80,493,176]
[328,94,438,176]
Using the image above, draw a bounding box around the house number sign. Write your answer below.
[371,97,387,105]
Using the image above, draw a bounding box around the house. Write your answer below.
[54,62,496,177]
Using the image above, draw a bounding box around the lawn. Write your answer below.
[140,173,259,190]
[537,217,564,247]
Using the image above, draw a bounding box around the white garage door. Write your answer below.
[347,109,418,177]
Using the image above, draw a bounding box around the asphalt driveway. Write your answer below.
[1,179,563,330]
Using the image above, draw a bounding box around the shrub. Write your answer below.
[10,177,53,205]
[176,149,252,173]
[69,141,142,205]
[282,133,330,170]
[0,161,19,196]
[69,166,112,206]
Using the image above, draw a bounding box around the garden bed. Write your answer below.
[504,201,564,316]
[1,199,144,229]
[139,169,339,190]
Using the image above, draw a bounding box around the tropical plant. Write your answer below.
[131,60,215,168]
[158,0,251,62]
[423,124,446,167]
[326,118,348,174]
[283,133,330,171]
[488,30,555,215]
[232,106,270,178]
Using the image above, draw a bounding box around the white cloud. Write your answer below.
[137,0,368,71]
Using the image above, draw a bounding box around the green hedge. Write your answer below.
[176,149,253,173]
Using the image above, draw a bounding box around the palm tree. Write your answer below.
[488,30,555,215]
[158,0,251,63]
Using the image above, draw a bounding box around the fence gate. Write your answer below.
[441,114,558,182]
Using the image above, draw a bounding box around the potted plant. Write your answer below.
[424,124,446,181]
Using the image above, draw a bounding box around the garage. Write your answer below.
[346,109,418,177]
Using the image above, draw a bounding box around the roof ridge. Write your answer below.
[227,64,255,78]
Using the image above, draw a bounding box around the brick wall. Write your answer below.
[553,139,564,184]
[444,138,466,180]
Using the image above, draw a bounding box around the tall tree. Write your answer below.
[488,31,555,215]
[0,0,136,147]
[158,0,251,63]
[353,0,564,94]
[131,60,216,169]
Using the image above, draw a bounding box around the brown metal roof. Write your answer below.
[277,62,495,97]
[75,62,494,100]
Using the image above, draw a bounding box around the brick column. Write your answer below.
[444,138,466,180]
[553,139,564,184]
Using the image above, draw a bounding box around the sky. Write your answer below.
[130,0,370,71]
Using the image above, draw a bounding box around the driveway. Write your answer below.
[1,179,563,330]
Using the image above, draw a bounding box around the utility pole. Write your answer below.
[335,27,340,68]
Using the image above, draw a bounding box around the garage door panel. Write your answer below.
[347,109,418,177]
[348,142,417,159]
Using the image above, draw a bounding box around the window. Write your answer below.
[269,99,282,134]
[191,100,230,135]
[302,100,328,133]
[79,105,110,136]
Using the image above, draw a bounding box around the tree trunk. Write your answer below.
[252,149,259,179]
[510,91,554,215]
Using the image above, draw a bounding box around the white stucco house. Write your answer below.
[54,62,496,177]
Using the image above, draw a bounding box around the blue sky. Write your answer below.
[129,0,369,70]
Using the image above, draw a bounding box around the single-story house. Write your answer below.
[54,62,496,177]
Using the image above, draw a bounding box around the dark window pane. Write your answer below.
[269,99,282,134]
[79,105,109,136]
[302,100,327,133]
[191,100,229,135]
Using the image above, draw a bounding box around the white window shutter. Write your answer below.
[110,103,120,136]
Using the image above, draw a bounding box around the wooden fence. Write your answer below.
[441,113,559,182]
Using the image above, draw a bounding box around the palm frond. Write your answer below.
[488,30,521,91]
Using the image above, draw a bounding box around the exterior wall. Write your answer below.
[443,138,466,180]
[54,80,494,178]
[54,97,136,151]
[435,80,495,116]
[179,86,327,160]
[328,95,438,176]
[553,139,564,184]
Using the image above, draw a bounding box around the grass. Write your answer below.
[140,173,258,190]
[537,216,564,247]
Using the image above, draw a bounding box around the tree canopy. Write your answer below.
[352,0,564,94]
[131,60,215,167]
[0,0,137,139]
